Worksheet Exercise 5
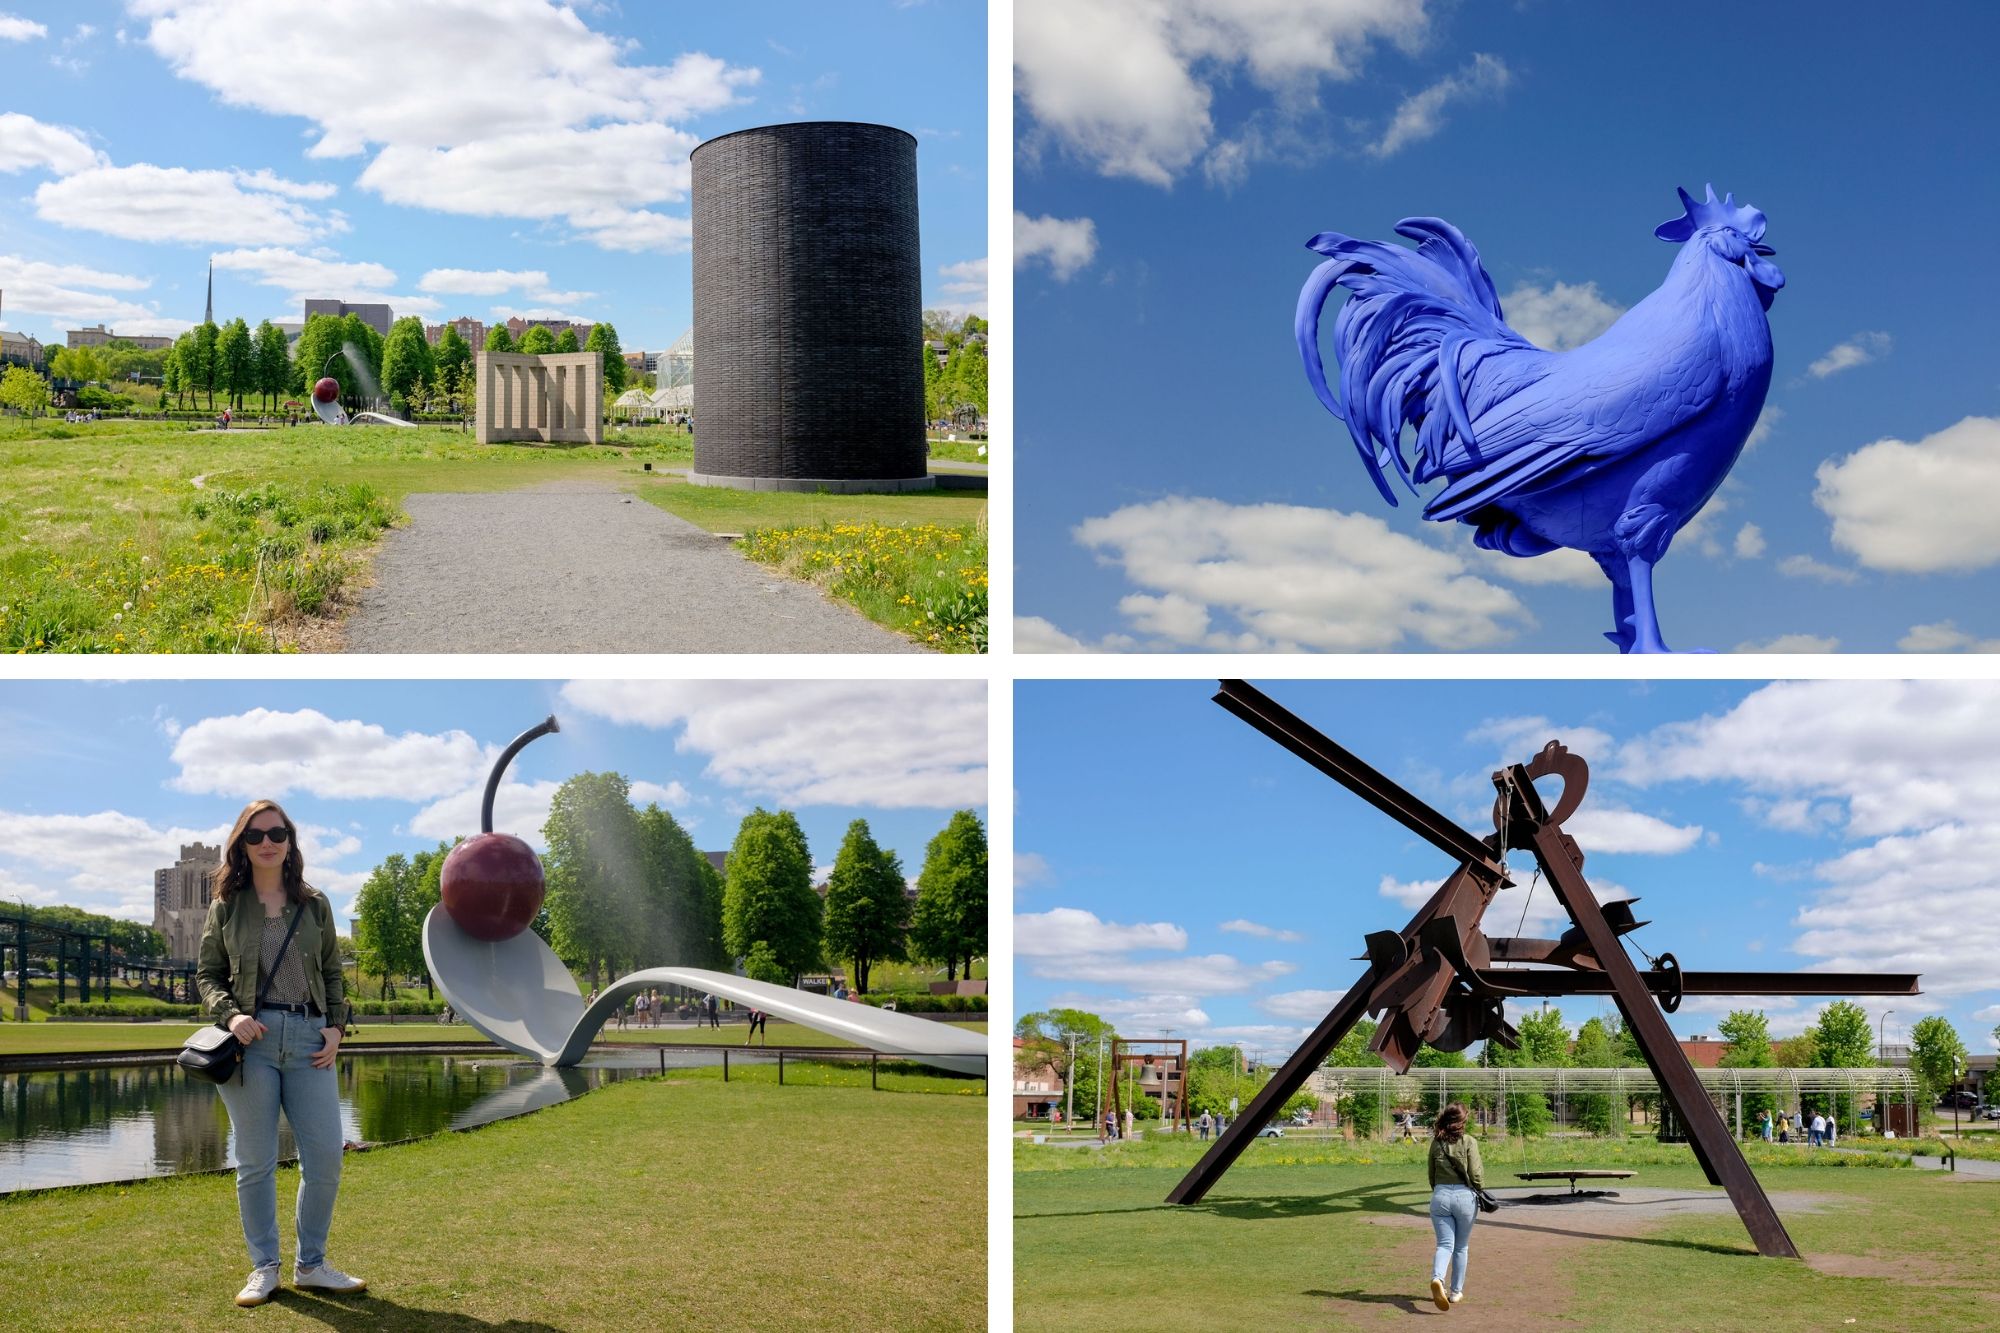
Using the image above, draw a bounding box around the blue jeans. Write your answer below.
[1430,1184,1477,1292]
[213,1008,345,1269]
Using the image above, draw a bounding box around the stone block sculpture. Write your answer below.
[475,350,603,445]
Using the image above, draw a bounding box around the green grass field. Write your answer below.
[0,1075,985,1330]
[0,416,988,652]
[0,1018,986,1056]
[1015,1137,2000,1331]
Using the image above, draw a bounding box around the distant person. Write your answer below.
[1124,1109,1135,1139]
[707,994,721,1029]
[1826,1114,1837,1146]
[1810,1112,1826,1147]
[1426,1102,1483,1311]
[195,800,366,1307]
[1103,1110,1117,1141]
[746,1008,767,1046]
[1198,1110,1212,1142]
[1761,1109,1773,1142]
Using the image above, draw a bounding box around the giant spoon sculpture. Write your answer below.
[422,718,987,1077]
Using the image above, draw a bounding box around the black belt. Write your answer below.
[260,1001,322,1015]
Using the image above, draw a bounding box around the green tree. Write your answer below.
[542,771,646,988]
[50,345,107,384]
[434,325,472,393]
[553,326,579,353]
[820,819,908,993]
[291,313,348,403]
[743,940,788,985]
[160,346,182,409]
[634,801,721,969]
[1324,1019,1388,1137]
[408,842,448,998]
[189,321,219,410]
[722,808,821,982]
[517,324,557,355]
[252,320,290,412]
[1908,1015,1968,1105]
[583,321,627,394]
[484,325,514,353]
[353,854,417,998]
[1717,1009,1778,1128]
[379,316,434,413]
[1809,999,1875,1125]
[922,343,944,422]
[0,365,50,416]
[1016,1008,1117,1123]
[910,809,986,981]
[1570,1016,1621,1133]
[216,318,254,411]
[948,337,987,417]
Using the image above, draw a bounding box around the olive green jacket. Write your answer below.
[1428,1134,1485,1190]
[195,889,349,1031]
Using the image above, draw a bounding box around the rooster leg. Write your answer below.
[1594,555,1637,653]
[1614,504,1678,654]
[1624,556,1673,654]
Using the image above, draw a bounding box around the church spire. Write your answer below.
[204,259,213,325]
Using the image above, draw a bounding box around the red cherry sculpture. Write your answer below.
[440,716,559,942]
[312,376,340,403]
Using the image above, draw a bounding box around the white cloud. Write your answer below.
[1016,907,1187,957]
[1806,331,1891,379]
[1014,212,1098,280]
[36,164,345,245]
[490,305,593,325]
[1734,633,1839,654]
[417,268,550,296]
[1815,417,2000,573]
[0,809,228,921]
[1562,807,1703,855]
[211,247,397,300]
[1220,919,1304,943]
[0,11,46,41]
[1899,621,2000,654]
[1016,851,1052,888]
[1379,872,1633,937]
[1733,524,1766,559]
[558,681,986,809]
[1258,988,1346,1020]
[1015,616,1090,653]
[1745,406,1783,451]
[1466,715,1617,765]
[629,779,693,809]
[0,112,102,174]
[1045,992,1213,1031]
[1496,280,1624,352]
[134,0,756,156]
[1467,540,1603,588]
[0,253,188,337]
[167,708,487,801]
[1073,497,1530,651]
[937,256,989,317]
[1015,0,1428,187]
[1368,53,1510,158]
[1776,554,1860,585]
[408,779,558,849]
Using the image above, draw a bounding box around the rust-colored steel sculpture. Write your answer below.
[1166,680,1921,1260]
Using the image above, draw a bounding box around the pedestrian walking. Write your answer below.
[1425,1102,1483,1311]
[195,800,366,1307]
[1761,1108,1773,1142]
[1826,1113,1837,1146]
[1810,1111,1826,1147]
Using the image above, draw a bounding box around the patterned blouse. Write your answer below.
[258,911,312,1006]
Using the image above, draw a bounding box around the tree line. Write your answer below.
[921,311,988,423]
[350,771,986,999]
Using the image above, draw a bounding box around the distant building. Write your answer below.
[425,315,486,348]
[66,324,173,351]
[504,315,593,346]
[623,349,656,374]
[303,299,394,337]
[154,842,220,963]
[0,330,44,367]
[1014,1038,1064,1120]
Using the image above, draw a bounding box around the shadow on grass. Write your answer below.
[1303,1288,1429,1315]
[274,1290,561,1330]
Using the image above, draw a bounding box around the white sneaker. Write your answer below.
[1451,1291,1465,1304]
[293,1262,367,1294]
[235,1265,281,1307]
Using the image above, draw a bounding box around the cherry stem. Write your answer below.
[482,717,559,833]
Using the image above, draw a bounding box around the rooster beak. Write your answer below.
[1751,243,1777,256]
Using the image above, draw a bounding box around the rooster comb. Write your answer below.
[1654,183,1767,243]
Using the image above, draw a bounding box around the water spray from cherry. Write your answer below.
[440,717,558,941]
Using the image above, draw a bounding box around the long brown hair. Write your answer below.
[1433,1102,1470,1143]
[209,799,316,903]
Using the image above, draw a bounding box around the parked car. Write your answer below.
[1254,1125,1285,1139]
[1937,1091,1978,1110]
[1981,1105,2000,1121]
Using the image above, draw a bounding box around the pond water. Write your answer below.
[1,1049,721,1193]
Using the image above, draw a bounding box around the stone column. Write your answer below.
[552,365,567,434]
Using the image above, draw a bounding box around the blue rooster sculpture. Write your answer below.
[1297,185,1783,653]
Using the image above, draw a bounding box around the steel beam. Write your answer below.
[1506,764,1800,1259]
[1472,970,1920,997]
[1213,681,1509,881]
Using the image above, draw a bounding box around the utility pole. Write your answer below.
[1065,1033,1075,1130]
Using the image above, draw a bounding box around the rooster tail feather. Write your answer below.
[1298,250,1401,506]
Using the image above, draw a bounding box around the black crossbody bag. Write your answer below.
[178,906,304,1085]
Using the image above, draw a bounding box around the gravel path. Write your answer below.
[341,482,920,653]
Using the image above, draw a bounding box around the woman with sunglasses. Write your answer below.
[195,800,366,1307]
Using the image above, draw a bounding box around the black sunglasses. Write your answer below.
[241,826,292,846]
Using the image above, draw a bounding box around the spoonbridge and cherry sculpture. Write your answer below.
[421,718,986,1079]
[1168,681,1918,1260]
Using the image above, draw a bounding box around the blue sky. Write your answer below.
[0,0,986,352]
[1014,0,2000,654]
[1016,679,2000,1060]
[0,679,986,939]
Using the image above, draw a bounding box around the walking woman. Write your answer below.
[195,800,366,1307]
[1425,1102,1483,1311]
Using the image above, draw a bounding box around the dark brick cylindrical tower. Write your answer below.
[690,121,929,491]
